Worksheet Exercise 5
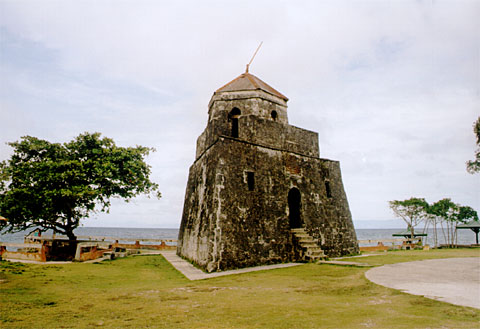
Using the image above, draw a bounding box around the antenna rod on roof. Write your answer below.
[246,41,263,73]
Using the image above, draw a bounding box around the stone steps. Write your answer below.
[291,227,326,261]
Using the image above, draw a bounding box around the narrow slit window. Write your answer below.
[232,118,239,138]
[247,172,255,191]
[325,181,332,198]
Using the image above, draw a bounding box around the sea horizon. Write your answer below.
[39,218,410,230]
[1,225,478,247]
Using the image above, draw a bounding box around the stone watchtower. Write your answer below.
[177,70,359,272]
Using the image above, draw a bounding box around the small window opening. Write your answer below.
[247,172,255,191]
[228,108,241,138]
[271,110,278,121]
[325,181,332,198]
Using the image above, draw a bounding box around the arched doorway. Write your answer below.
[288,188,302,228]
[228,108,241,138]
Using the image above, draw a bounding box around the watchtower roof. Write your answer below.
[215,72,288,102]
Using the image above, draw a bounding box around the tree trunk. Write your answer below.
[65,217,77,242]
[440,222,447,246]
[421,222,429,246]
[65,229,77,242]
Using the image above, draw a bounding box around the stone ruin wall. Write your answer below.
[178,81,359,272]
[196,99,319,160]
[178,135,359,272]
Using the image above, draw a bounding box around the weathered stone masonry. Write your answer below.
[177,71,359,272]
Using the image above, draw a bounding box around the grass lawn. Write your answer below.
[1,248,479,328]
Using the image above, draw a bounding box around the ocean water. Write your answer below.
[0,227,179,244]
[0,227,477,247]
[356,228,477,247]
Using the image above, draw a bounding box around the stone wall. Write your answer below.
[196,115,319,159]
[178,136,358,272]
[179,80,358,272]
[208,90,288,124]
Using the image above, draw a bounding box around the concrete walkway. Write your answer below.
[365,257,480,309]
[159,250,302,280]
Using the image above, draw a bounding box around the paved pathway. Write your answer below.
[160,250,302,280]
[365,257,480,309]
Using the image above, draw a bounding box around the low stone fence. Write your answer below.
[1,236,178,262]
[358,238,427,251]
[76,236,177,251]
[74,241,113,261]
[0,242,47,262]
[73,238,177,261]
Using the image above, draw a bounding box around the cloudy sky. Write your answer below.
[0,0,479,229]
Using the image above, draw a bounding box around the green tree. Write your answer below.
[389,197,429,238]
[428,198,456,247]
[0,132,160,241]
[428,199,478,247]
[466,116,480,174]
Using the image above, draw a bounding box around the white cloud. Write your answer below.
[1,0,479,228]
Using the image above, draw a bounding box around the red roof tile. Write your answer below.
[216,72,288,101]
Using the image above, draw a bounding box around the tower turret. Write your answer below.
[195,71,319,160]
[178,70,358,272]
[208,71,289,124]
